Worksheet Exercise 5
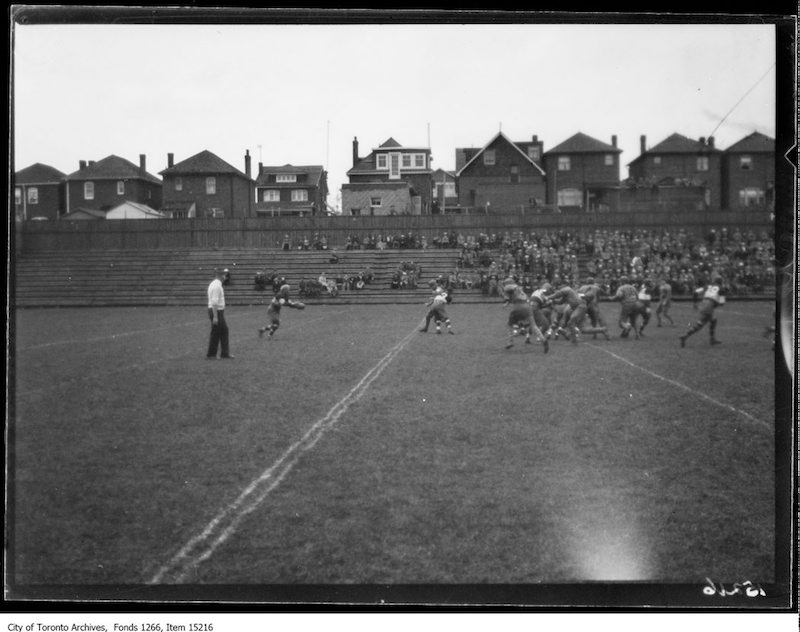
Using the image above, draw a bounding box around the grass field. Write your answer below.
[8,298,784,602]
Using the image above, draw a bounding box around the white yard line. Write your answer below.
[148,320,423,584]
[586,342,771,430]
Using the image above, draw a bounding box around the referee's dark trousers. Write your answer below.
[207,308,230,358]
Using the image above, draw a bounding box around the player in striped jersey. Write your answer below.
[680,276,725,347]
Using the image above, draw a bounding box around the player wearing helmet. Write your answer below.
[502,282,548,352]
[259,282,301,339]
[611,276,641,339]
[420,286,455,334]
[680,276,726,347]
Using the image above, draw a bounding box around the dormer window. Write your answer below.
[402,154,412,168]
[415,154,426,168]
[377,154,388,169]
[276,174,297,183]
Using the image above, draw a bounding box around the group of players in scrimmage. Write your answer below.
[418,272,726,352]
[256,273,728,351]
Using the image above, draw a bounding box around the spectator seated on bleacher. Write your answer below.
[329,250,340,264]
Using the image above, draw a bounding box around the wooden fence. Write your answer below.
[17,209,774,253]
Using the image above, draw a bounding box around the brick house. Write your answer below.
[65,154,162,214]
[543,132,622,212]
[721,131,775,212]
[254,164,328,217]
[625,133,723,211]
[455,132,546,213]
[430,168,458,213]
[14,163,66,221]
[343,137,433,215]
[159,150,254,218]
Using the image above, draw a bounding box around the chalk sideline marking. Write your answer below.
[587,342,771,430]
[148,320,423,584]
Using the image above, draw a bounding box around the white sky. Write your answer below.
[12,21,777,211]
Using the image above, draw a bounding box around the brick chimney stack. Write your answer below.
[167,153,174,168]
[708,137,715,148]
[139,154,146,172]
[245,149,251,178]
[612,135,617,148]
[79,160,87,170]
[352,137,359,168]
[699,137,706,146]
[640,135,647,155]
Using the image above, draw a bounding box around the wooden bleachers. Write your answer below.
[13,248,489,307]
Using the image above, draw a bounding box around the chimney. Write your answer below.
[640,135,646,155]
[532,135,538,143]
[167,153,174,168]
[699,137,706,146]
[245,150,251,178]
[352,136,359,168]
[79,160,87,170]
[88,161,96,167]
[708,136,715,149]
[139,154,146,172]
[612,135,617,148]
[258,162,263,176]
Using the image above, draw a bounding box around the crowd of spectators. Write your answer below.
[276,226,775,296]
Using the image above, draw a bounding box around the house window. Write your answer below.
[350,208,361,216]
[697,156,709,171]
[510,165,519,184]
[444,182,456,197]
[402,154,412,168]
[175,177,183,191]
[739,188,765,206]
[557,187,583,207]
[291,189,308,202]
[117,181,125,195]
[558,156,571,171]
[527,146,540,162]
[389,153,400,179]
[27,187,39,204]
[653,156,662,166]
[262,189,280,202]
[484,150,496,166]
[208,208,224,218]
[415,154,426,168]
[377,154,387,169]
[276,174,297,183]
[84,182,94,200]
[206,177,216,195]
[370,197,382,207]
[739,155,753,170]
[15,187,21,205]
[604,154,614,166]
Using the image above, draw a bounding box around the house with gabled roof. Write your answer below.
[543,132,622,212]
[721,131,775,211]
[455,131,546,213]
[159,150,255,218]
[254,164,328,217]
[14,162,66,221]
[625,133,722,210]
[342,137,433,215]
[61,207,108,221]
[65,154,162,215]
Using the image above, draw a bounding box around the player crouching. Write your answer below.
[420,287,455,335]
[503,281,548,352]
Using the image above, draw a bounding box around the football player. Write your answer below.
[611,276,641,339]
[259,280,302,339]
[503,282,548,352]
[420,287,455,335]
[680,275,726,347]
[655,278,675,327]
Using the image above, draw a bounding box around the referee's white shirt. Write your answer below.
[208,278,225,309]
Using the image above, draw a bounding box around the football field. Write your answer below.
[9,299,781,601]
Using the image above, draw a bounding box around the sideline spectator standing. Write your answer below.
[207,267,233,359]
